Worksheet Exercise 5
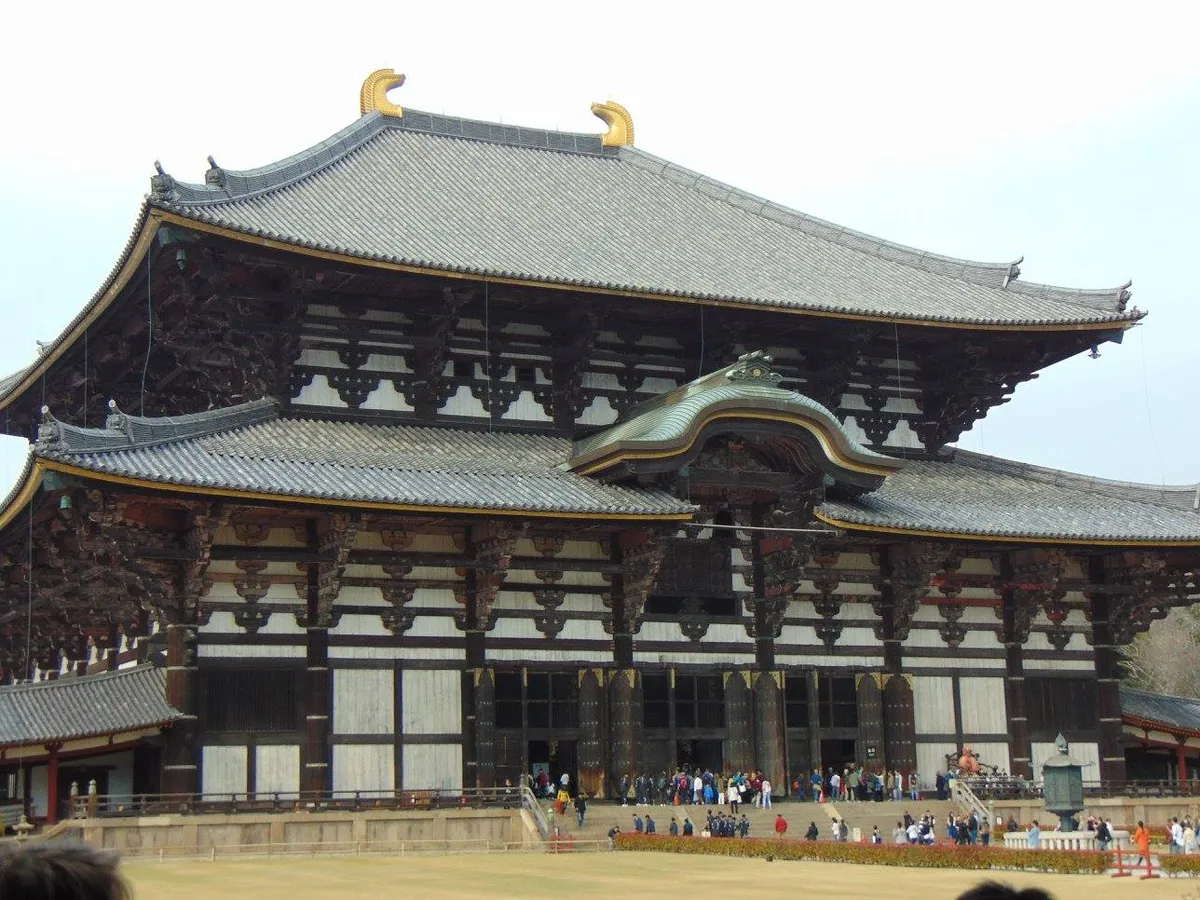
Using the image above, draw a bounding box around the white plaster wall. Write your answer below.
[294,375,347,407]
[255,745,300,797]
[1031,741,1100,784]
[967,743,1011,774]
[916,743,951,780]
[906,658,1006,670]
[332,745,394,794]
[578,396,618,426]
[402,670,462,734]
[443,385,488,418]
[361,381,414,412]
[403,744,463,791]
[30,766,47,819]
[959,678,1007,734]
[633,650,757,665]
[333,669,395,734]
[198,645,305,659]
[501,390,553,422]
[329,647,465,660]
[913,676,955,735]
[202,746,247,798]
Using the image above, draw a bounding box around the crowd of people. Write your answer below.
[806,765,921,802]
[615,767,777,808]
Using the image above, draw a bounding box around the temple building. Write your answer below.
[1,69,1198,822]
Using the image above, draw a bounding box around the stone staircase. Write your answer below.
[823,798,966,842]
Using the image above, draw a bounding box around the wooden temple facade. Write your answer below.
[1,71,1198,815]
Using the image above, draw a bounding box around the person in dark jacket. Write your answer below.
[805,821,820,840]
[574,793,588,828]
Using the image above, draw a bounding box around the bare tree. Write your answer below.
[1122,607,1200,697]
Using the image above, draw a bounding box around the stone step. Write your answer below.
[553,800,807,841]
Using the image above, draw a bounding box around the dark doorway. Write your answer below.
[528,740,577,795]
[677,739,723,773]
[820,738,857,776]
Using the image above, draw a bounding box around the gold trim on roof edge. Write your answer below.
[34,460,694,523]
[360,69,406,118]
[591,100,634,147]
[811,508,1200,548]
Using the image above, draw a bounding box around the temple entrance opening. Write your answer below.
[677,738,723,774]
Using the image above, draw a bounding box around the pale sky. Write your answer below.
[2,1,1198,491]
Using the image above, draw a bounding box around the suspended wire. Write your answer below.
[484,281,492,432]
[698,305,706,378]
[140,253,153,416]
[892,323,907,458]
[19,498,33,812]
[1137,326,1165,487]
[83,328,89,428]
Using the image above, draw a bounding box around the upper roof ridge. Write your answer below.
[155,108,617,208]
[37,398,279,455]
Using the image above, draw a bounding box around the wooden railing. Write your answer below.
[70,785,529,820]
[960,776,1200,801]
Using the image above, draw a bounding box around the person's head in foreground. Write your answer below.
[0,842,129,899]
[958,882,1053,900]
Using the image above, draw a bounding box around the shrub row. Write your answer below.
[1158,854,1200,876]
[613,834,1112,875]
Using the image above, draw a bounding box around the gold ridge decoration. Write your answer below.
[360,68,406,118]
[591,100,634,147]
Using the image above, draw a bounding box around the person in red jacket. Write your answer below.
[775,814,788,836]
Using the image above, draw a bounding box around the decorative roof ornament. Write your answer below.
[591,100,634,147]
[726,350,783,386]
[204,155,226,187]
[149,160,176,200]
[35,405,63,451]
[360,68,406,118]
[105,398,128,434]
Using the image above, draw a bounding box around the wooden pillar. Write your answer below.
[856,673,885,770]
[754,672,786,790]
[883,674,916,774]
[578,669,606,798]
[724,670,754,772]
[162,622,199,796]
[806,670,822,776]
[1088,557,1127,784]
[1000,555,1033,780]
[1179,742,1189,785]
[473,667,496,789]
[608,669,641,790]
[45,744,61,824]
[301,522,331,795]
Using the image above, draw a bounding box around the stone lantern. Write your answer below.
[1042,733,1085,831]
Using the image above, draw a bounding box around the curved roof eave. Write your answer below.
[0,206,162,416]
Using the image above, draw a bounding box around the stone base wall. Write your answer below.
[79,808,534,858]
[992,796,1200,829]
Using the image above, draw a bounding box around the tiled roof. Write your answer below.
[35,400,693,518]
[0,666,180,747]
[148,109,1136,329]
[1122,686,1200,735]
[819,449,1200,542]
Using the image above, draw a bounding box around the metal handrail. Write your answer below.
[517,775,551,840]
[949,777,991,827]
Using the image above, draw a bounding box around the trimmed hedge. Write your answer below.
[1159,854,1200,876]
[614,834,1112,875]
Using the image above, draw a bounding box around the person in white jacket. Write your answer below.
[761,778,772,809]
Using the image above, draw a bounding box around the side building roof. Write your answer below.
[1121,686,1200,737]
[0,665,180,749]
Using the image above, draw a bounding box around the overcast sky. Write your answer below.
[2,2,1198,490]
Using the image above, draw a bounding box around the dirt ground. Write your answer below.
[124,852,1192,899]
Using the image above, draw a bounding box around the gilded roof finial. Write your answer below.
[360,69,406,118]
[591,100,634,147]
